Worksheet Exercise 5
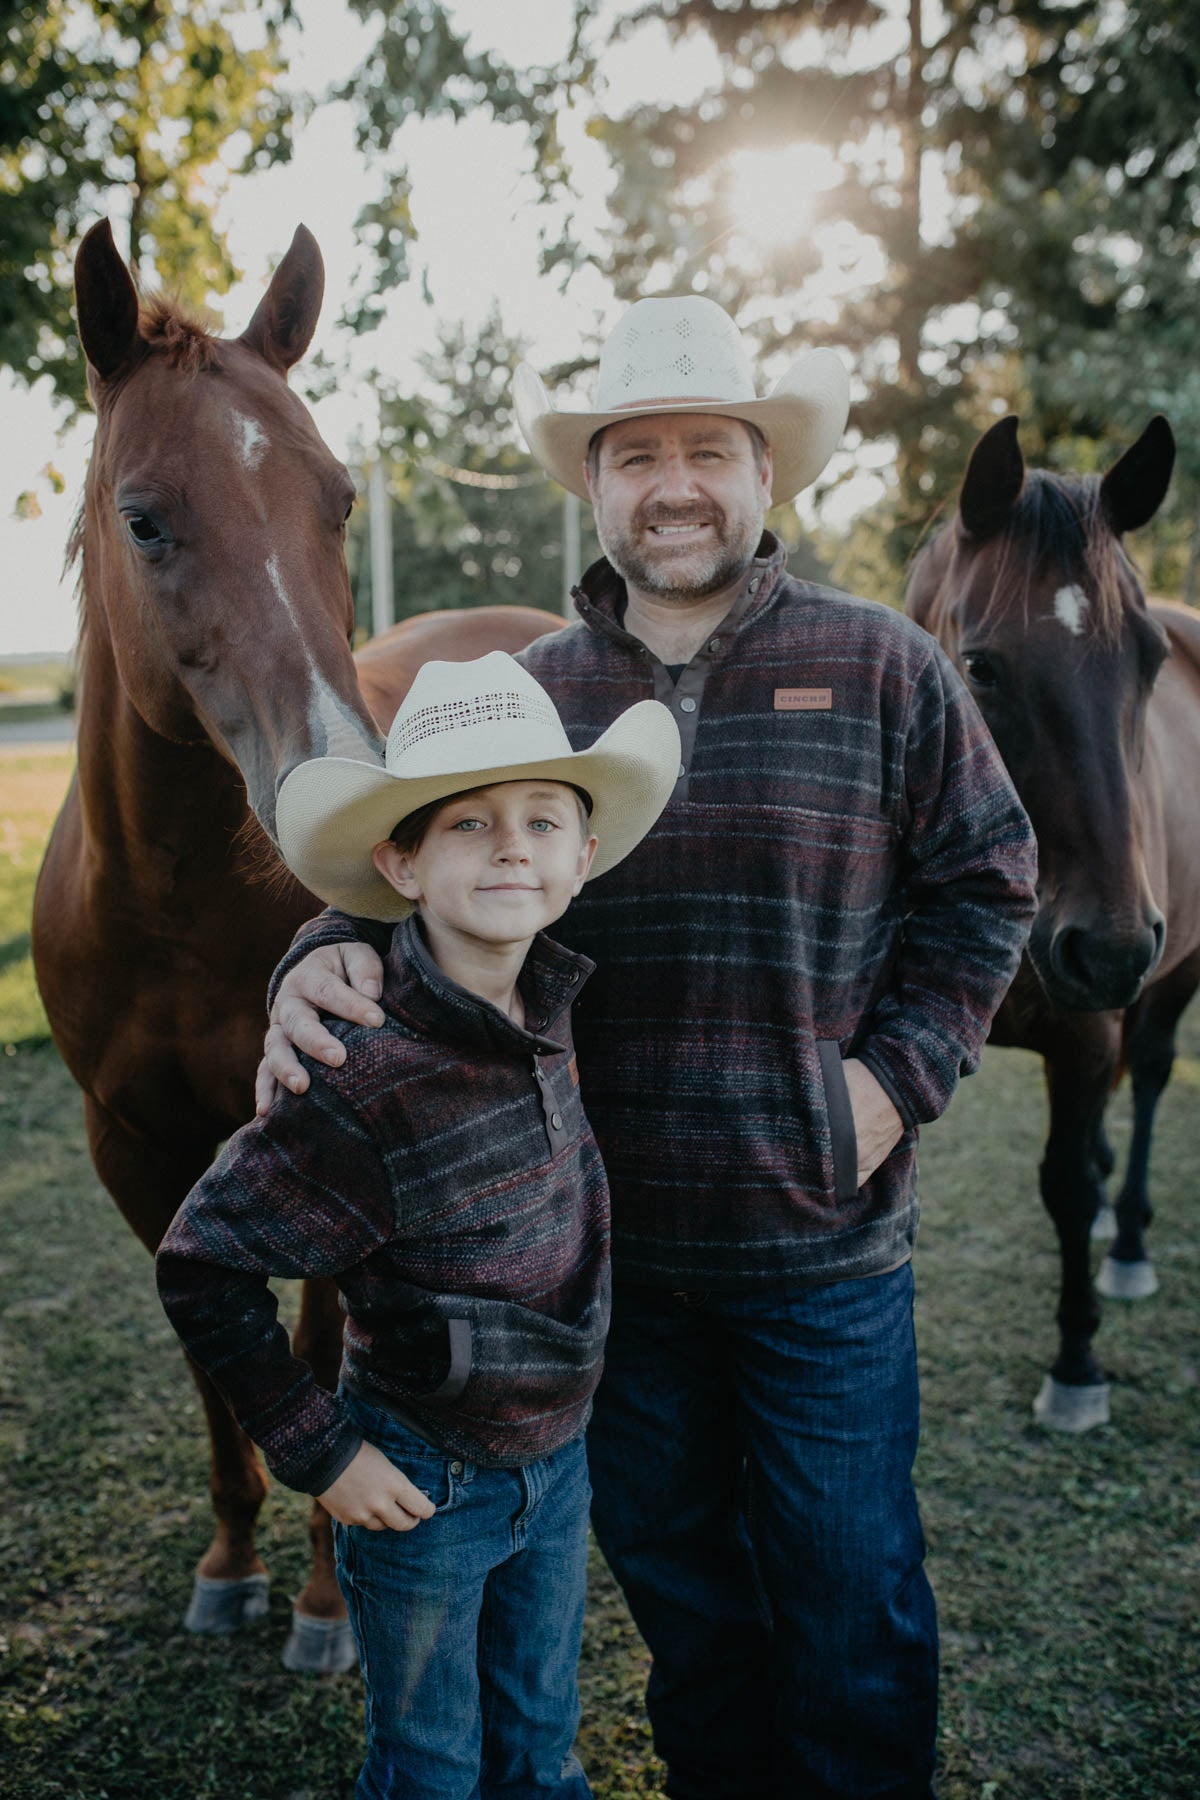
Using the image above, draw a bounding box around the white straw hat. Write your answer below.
[276,653,682,921]
[514,295,850,505]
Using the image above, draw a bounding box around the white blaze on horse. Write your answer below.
[907,415,1200,1431]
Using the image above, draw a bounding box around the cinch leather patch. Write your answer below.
[775,688,832,710]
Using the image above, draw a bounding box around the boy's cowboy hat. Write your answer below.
[514,295,850,506]
[276,653,682,922]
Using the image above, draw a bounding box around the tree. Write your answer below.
[334,0,584,336]
[349,312,600,629]
[0,0,293,410]
[954,0,1200,595]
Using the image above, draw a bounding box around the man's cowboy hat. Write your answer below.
[276,653,681,922]
[514,295,851,506]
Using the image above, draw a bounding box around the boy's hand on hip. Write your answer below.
[255,943,387,1115]
[317,1440,437,1531]
[843,1058,905,1187]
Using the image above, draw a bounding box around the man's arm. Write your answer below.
[855,643,1038,1128]
[256,910,392,1115]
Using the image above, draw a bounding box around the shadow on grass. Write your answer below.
[0,931,32,976]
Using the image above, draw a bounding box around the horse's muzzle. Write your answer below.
[1031,906,1166,1013]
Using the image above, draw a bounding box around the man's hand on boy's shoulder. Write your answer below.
[317,1439,437,1532]
[256,941,387,1115]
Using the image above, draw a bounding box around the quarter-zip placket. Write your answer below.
[571,553,777,804]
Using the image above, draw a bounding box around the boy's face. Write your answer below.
[372,779,598,952]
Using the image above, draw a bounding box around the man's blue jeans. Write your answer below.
[333,1388,593,1800]
[587,1264,937,1800]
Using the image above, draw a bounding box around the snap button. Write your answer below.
[708,638,720,652]
[749,576,760,592]
[449,1460,464,1477]
[679,696,697,713]
[678,763,686,778]
[550,1112,563,1130]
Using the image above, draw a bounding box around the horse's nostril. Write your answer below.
[1051,926,1093,992]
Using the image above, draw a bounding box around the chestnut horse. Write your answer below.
[355,605,563,730]
[906,415,1200,1430]
[32,219,562,1669]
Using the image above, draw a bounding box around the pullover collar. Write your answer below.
[382,913,593,1059]
[570,530,788,651]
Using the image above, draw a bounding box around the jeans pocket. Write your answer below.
[816,1040,860,1202]
[343,1391,465,1515]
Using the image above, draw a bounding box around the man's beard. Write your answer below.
[597,502,762,605]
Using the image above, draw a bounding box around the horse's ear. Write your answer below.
[240,225,324,374]
[74,219,142,385]
[1100,416,1175,536]
[959,415,1025,540]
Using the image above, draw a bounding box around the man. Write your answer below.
[259,296,1038,1799]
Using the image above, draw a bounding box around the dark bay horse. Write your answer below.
[906,415,1200,1430]
[32,218,562,1669]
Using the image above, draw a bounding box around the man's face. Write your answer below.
[584,414,773,606]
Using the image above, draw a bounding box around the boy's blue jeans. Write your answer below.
[333,1388,593,1800]
[587,1264,938,1800]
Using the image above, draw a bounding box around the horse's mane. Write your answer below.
[932,469,1133,645]
[137,293,222,374]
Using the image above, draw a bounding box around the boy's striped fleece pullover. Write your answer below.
[273,536,1039,1293]
[157,918,607,1493]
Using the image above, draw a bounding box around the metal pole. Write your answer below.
[563,489,581,617]
[369,455,394,636]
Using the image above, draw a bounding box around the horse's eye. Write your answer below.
[122,510,170,552]
[962,651,1001,690]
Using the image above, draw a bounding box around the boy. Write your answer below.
[156,653,679,1800]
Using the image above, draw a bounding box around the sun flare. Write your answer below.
[725,143,843,250]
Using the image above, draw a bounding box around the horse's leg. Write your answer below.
[281,1275,357,1675]
[1032,1018,1120,1432]
[1098,953,1200,1301]
[1089,1120,1119,1242]
[83,1095,271,1633]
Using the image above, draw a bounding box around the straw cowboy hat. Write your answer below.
[276,652,682,921]
[514,294,851,506]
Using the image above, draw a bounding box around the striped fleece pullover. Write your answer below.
[157,917,608,1492]
[273,535,1038,1292]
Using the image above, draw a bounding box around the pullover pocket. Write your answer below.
[816,1041,860,1202]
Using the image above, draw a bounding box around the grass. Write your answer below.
[1,749,1198,1798]
[0,748,74,1044]
[0,656,72,699]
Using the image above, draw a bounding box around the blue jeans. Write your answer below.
[587,1264,937,1800]
[333,1388,593,1800]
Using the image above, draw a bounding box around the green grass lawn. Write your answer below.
[2,750,1197,1798]
[0,749,73,1045]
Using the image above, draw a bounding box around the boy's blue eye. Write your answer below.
[453,818,484,831]
[530,819,556,832]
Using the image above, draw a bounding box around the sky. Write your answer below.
[0,0,914,657]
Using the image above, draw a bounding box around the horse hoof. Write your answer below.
[1090,1203,1117,1242]
[1032,1375,1110,1433]
[281,1608,358,1676]
[184,1572,270,1635]
[1097,1256,1159,1300]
